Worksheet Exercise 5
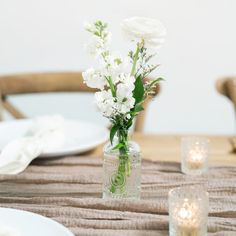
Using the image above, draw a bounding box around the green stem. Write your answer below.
[131,45,140,76]
[109,129,130,194]
[105,76,116,97]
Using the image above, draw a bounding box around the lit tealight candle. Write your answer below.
[169,187,209,236]
[178,205,193,221]
[181,137,209,175]
[187,150,204,170]
[174,200,201,236]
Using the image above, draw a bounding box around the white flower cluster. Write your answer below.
[94,74,135,118]
[84,22,112,58]
[83,17,166,120]
[82,21,135,118]
[83,66,135,118]
[82,68,106,90]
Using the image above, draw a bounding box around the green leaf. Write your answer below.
[134,103,144,113]
[110,124,119,144]
[112,143,124,150]
[133,75,144,105]
[154,77,165,82]
[126,119,133,129]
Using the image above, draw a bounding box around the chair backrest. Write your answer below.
[216,77,236,110]
[0,72,160,132]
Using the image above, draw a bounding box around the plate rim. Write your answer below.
[0,207,74,236]
[0,118,109,157]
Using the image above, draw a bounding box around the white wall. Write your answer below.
[0,0,236,134]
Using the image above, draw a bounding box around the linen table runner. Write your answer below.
[0,156,235,236]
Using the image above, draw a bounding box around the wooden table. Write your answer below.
[1,133,235,235]
[92,133,235,166]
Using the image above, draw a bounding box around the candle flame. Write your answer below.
[178,207,192,220]
[189,150,203,162]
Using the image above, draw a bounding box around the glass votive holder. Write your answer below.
[168,186,209,236]
[181,137,209,175]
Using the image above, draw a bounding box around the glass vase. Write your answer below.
[102,140,141,199]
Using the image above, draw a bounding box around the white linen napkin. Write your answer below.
[0,115,65,175]
[0,225,20,236]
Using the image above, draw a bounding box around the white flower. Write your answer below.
[108,57,130,83]
[116,96,135,114]
[116,83,133,99]
[85,36,105,58]
[98,52,130,85]
[95,90,115,117]
[121,16,166,49]
[114,74,135,115]
[82,68,106,89]
[94,78,135,117]
[118,73,135,90]
[85,32,112,58]
[116,83,135,114]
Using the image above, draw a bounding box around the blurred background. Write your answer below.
[0,0,235,134]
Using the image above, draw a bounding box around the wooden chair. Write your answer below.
[216,77,236,152]
[216,77,236,110]
[0,72,160,132]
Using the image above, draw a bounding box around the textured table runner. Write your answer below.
[0,156,236,236]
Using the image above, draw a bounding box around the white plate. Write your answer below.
[0,208,74,236]
[0,119,108,157]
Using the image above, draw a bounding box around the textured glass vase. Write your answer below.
[102,140,141,199]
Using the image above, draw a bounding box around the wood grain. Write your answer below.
[91,133,236,166]
[0,72,95,95]
[216,77,236,110]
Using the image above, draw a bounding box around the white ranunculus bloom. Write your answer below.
[121,16,166,49]
[82,68,106,89]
